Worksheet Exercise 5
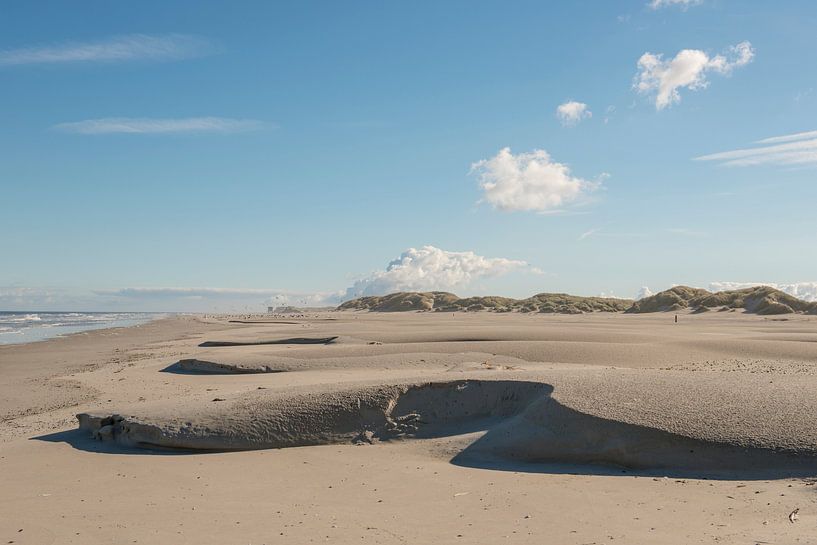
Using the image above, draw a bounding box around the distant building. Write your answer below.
[268,305,302,314]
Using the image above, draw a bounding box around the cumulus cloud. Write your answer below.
[634,41,754,109]
[648,0,702,9]
[341,246,535,300]
[694,130,817,167]
[709,282,817,302]
[472,147,601,213]
[53,117,264,135]
[636,286,654,300]
[0,34,211,66]
[556,101,592,127]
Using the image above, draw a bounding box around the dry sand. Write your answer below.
[2,311,817,544]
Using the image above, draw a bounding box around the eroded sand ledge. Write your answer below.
[77,373,817,473]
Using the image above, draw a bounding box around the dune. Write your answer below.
[628,285,817,315]
[172,358,286,374]
[339,291,632,314]
[341,286,817,316]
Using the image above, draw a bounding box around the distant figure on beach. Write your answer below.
[675,314,678,323]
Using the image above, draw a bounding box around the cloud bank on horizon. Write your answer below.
[1,246,540,311]
[0,34,211,66]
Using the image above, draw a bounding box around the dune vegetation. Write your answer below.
[626,285,817,315]
[337,291,632,314]
[339,286,817,315]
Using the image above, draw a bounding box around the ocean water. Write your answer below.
[0,311,161,345]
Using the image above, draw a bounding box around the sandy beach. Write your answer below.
[2,311,817,544]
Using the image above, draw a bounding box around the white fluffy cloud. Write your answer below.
[342,246,534,300]
[635,41,754,109]
[709,282,817,302]
[648,0,702,9]
[0,34,210,66]
[694,130,817,167]
[53,117,264,135]
[472,147,601,213]
[556,101,592,127]
[636,286,654,300]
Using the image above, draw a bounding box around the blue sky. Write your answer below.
[2,0,816,311]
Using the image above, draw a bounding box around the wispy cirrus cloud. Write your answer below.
[667,227,707,237]
[757,130,817,145]
[694,130,817,167]
[577,228,647,241]
[52,117,265,135]
[0,34,212,66]
[648,0,702,10]
[578,228,601,241]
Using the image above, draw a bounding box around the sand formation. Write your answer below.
[77,371,817,473]
[338,291,632,313]
[199,336,339,347]
[63,309,817,477]
[627,285,817,315]
[339,286,817,315]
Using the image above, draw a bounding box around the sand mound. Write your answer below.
[76,374,817,473]
[77,380,544,451]
[628,285,817,315]
[171,359,286,374]
[338,292,632,314]
[457,397,807,472]
[166,350,528,374]
[199,336,339,347]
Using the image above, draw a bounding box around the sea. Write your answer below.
[0,311,161,345]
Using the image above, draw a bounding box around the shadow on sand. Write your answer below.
[198,336,338,347]
[158,361,286,375]
[32,376,817,481]
[32,428,205,456]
